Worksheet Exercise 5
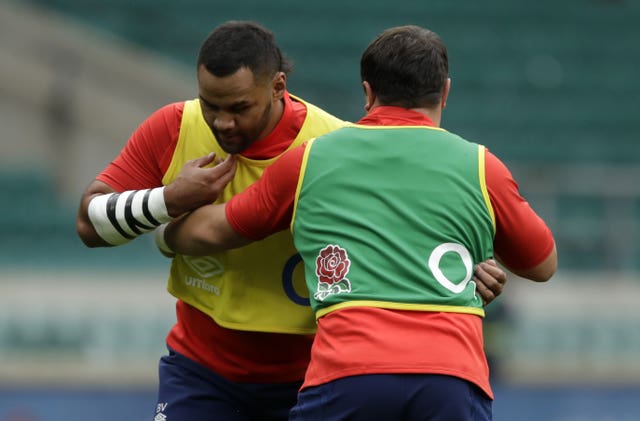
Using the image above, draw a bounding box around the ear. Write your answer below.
[362,81,376,113]
[441,77,451,109]
[272,71,286,101]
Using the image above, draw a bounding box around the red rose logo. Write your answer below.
[314,245,352,302]
[316,245,350,284]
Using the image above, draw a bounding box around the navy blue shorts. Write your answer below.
[154,348,302,421]
[289,374,492,421]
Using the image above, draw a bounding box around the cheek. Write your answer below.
[237,109,267,134]
[200,111,216,131]
[233,115,254,132]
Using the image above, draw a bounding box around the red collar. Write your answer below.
[357,106,437,127]
[241,91,306,160]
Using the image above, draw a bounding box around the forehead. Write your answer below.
[198,65,266,105]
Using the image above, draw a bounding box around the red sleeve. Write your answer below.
[96,102,184,191]
[226,145,306,240]
[485,149,555,270]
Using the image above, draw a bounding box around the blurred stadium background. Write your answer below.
[1,0,639,419]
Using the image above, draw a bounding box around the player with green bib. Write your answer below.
[163,25,556,420]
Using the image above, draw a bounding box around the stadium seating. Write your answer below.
[10,0,640,271]
[0,170,167,268]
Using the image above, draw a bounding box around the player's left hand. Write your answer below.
[474,259,507,306]
[164,153,237,217]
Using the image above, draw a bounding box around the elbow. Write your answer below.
[76,219,94,247]
[529,263,557,282]
[76,218,108,248]
[519,245,558,283]
[537,245,558,282]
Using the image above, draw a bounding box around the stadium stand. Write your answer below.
[7,0,640,271]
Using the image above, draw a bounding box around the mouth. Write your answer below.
[217,132,240,144]
[216,133,246,154]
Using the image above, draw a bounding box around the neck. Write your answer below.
[408,106,441,127]
[261,97,285,138]
[369,103,442,127]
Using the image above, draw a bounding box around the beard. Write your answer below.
[213,101,273,154]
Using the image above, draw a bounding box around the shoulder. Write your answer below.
[146,101,186,127]
[289,93,345,124]
[130,102,185,151]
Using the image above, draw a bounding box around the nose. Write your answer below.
[213,112,235,131]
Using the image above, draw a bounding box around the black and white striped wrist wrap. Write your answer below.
[87,187,173,246]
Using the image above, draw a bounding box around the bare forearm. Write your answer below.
[165,203,251,256]
[164,210,217,256]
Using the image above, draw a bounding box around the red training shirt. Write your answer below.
[226,106,555,396]
[98,92,316,383]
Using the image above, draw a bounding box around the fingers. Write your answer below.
[195,154,236,191]
[212,157,237,189]
[474,260,508,307]
[473,275,494,307]
[189,152,217,168]
[481,260,507,287]
[485,258,498,267]
[210,154,236,176]
[187,152,237,172]
[219,153,237,168]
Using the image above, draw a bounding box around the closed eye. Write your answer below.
[230,104,251,114]
[199,97,218,112]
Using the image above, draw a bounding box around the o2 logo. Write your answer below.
[428,242,474,293]
[282,253,310,306]
[281,243,480,307]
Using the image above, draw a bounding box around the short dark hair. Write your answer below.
[360,25,449,108]
[197,21,292,81]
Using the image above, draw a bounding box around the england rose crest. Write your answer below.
[314,244,352,302]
